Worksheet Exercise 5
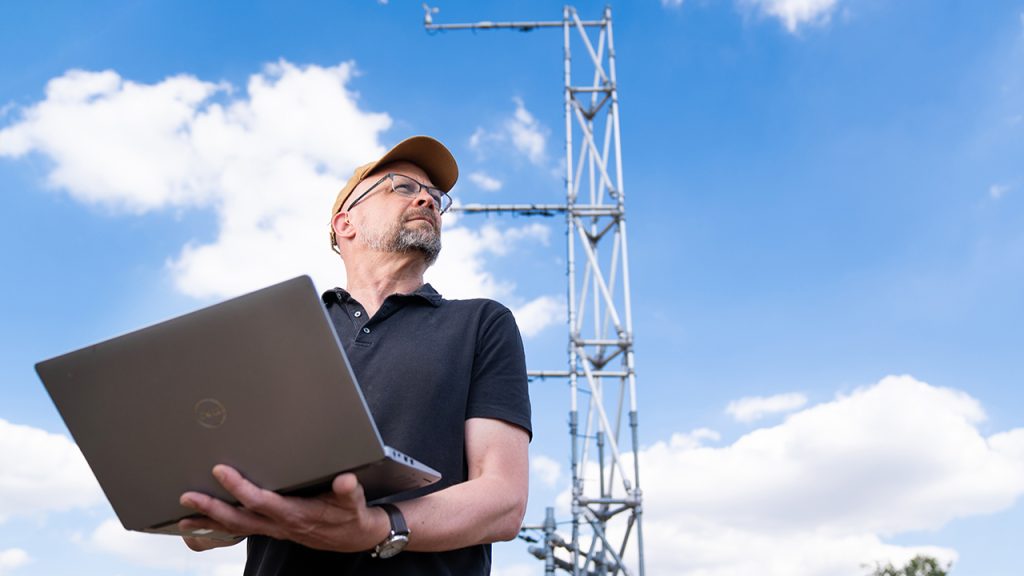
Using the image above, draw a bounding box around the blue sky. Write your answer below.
[1,1,1023,575]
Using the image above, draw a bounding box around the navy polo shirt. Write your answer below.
[244,283,532,576]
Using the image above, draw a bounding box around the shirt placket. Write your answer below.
[354,298,407,343]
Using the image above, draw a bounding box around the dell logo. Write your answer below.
[194,398,227,429]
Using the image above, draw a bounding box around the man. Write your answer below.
[177,136,532,575]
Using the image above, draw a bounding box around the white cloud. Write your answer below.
[725,392,808,423]
[468,126,487,150]
[671,427,722,450]
[507,98,547,165]
[512,295,564,338]
[0,419,103,522]
[563,375,1024,575]
[0,70,225,211]
[420,217,560,337]
[0,61,387,298]
[990,428,1024,462]
[428,219,537,296]
[642,525,956,576]
[468,170,503,191]
[0,549,29,574]
[740,0,841,34]
[990,183,1011,199]
[488,222,551,255]
[532,454,563,488]
[661,0,685,7]
[90,518,246,574]
[468,98,550,167]
[492,563,540,576]
[0,62,558,320]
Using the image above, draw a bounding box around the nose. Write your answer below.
[414,188,439,212]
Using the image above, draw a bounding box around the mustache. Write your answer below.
[404,208,438,225]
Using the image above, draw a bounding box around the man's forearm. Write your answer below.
[398,418,530,551]
[398,472,528,551]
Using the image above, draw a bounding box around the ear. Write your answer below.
[332,211,356,243]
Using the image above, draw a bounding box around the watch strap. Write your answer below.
[372,503,410,558]
[379,503,409,536]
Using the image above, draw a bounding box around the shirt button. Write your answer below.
[354,311,362,317]
[362,327,371,334]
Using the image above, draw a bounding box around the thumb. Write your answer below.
[331,473,366,506]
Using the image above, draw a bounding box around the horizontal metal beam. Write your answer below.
[578,496,641,506]
[454,203,622,217]
[425,20,605,32]
[582,371,632,378]
[574,338,631,347]
[453,203,566,215]
[528,369,633,379]
[528,370,571,379]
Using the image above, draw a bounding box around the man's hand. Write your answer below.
[179,465,389,553]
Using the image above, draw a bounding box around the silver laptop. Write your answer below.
[35,275,440,538]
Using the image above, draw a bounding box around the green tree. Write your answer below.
[867,555,951,576]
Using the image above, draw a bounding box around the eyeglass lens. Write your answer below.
[390,174,450,213]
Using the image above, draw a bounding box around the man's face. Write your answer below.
[347,161,443,265]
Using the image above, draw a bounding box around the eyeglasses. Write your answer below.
[346,173,452,214]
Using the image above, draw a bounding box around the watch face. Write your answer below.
[376,534,409,559]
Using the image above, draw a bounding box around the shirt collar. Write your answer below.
[322,283,443,308]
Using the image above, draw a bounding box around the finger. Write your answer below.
[180,489,275,537]
[179,514,234,537]
[212,465,291,518]
[180,490,226,514]
[330,473,366,508]
[206,466,331,538]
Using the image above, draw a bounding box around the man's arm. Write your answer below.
[399,417,529,550]
[179,416,529,553]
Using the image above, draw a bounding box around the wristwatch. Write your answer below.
[372,503,410,559]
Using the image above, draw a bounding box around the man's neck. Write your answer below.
[344,252,428,317]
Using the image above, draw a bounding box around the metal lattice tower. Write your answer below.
[425,6,645,575]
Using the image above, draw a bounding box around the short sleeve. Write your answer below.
[466,305,532,440]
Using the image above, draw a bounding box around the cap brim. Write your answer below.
[370,135,458,192]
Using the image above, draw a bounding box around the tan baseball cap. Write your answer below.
[329,135,459,252]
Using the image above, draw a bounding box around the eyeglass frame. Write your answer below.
[345,172,452,215]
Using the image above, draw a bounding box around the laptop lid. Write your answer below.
[35,275,439,533]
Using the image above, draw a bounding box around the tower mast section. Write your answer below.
[426,7,645,574]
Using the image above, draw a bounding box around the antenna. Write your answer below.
[422,4,439,26]
[426,7,646,576]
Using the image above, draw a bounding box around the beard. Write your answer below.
[357,209,442,266]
